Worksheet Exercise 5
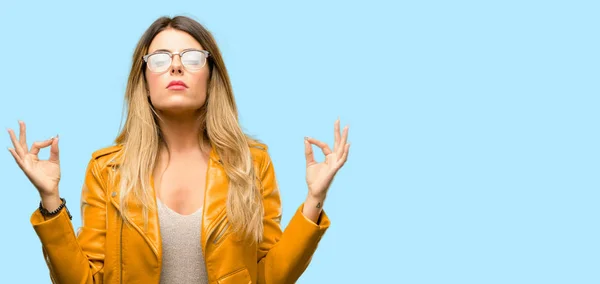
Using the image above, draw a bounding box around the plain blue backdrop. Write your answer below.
[1,0,599,283]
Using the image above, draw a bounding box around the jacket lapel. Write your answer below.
[106,155,161,260]
[201,145,229,252]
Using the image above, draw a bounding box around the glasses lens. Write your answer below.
[147,53,171,72]
[181,50,207,71]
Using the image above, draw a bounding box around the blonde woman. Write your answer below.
[7,16,350,284]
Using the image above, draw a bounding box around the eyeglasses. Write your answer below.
[143,49,210,73]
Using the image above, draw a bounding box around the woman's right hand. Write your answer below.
[7,121,61,199]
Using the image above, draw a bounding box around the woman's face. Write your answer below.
[145,28,210,114]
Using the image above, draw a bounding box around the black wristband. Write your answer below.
[39,197,72,220]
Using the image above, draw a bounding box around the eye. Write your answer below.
[149,53,171,66]
[182,51,206,68]
[154,60,169,67]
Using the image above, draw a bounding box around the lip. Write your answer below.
[167,80,188,90]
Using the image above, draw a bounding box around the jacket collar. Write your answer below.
[105,144,222,166]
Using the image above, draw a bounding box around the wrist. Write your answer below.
[305,194,326,211]
[307,190,327,201]
[303,195,325,224]
[39,188,60,199]
[40,195,62,212]
[39,196,72,221]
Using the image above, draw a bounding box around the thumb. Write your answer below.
[49,135,60,162]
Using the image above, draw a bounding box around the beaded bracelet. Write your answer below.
[39,197,73,220]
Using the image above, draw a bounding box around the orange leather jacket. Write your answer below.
[30,143,330,283]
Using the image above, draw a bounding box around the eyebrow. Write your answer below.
[152,49,171,53]
[148,48,200,54]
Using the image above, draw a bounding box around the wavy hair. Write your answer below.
[113,15,263,244]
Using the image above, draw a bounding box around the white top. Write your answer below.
[157,198,209,284]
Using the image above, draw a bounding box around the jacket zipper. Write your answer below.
[213,221,229,244]
[120,217,124,284]
[206,209,227,245]
[217,267,247,283]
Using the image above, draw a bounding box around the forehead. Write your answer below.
[148,28,203,53]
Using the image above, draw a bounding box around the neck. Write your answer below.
[156,111,209,154]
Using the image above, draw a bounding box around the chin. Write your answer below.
[153,100,205,114]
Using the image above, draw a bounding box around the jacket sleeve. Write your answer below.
[30,157,107,284]
[257,150,331,284]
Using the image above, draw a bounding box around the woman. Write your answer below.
[7,15,350,284]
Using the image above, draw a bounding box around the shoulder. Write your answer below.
[91,144,124,167]
[89,141,269,168]
[248,140,272,170]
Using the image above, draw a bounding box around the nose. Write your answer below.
[170,54,184,75]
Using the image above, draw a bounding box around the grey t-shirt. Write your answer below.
[157,198,209,284]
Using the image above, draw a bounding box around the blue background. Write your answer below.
[1,0,599,283]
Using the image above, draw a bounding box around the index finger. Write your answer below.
[306,137,332,156]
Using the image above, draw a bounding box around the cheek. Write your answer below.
[146,72,164,91]
[190,70,210,92]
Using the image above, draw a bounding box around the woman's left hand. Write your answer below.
[304,118,351,200]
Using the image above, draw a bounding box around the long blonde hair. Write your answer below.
[113,15,264,244]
